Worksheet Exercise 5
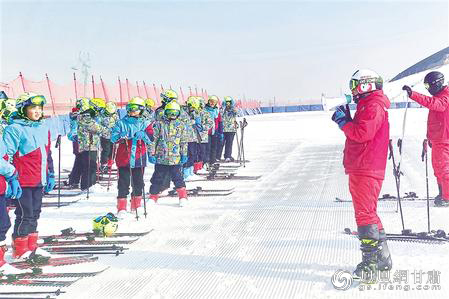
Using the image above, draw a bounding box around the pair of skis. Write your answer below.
[344,227,449,243]
[40,228,153,242]
[335,192,432,202]
[199,173,261,181]
[164,187,235,197]
[0,288,65,298]
[1,266,109,288]
[40,245,127,256]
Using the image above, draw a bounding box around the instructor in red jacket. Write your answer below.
[403,71,449,207]
[332,69,392,281]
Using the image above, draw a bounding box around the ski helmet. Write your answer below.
[424,71,445,96]
[164,100,181,119]
[145,98,155,110]
[127,96,146,113]
[92,214,118,237]
[197,97,205,109]
[90,98,106,114]
[160,89,178,104]
[349,69,383,101]
[187,96,200,110]
[76,97,91,112]
[224,96,233,106]
[104,102,117,115]
[16,92,46,120]
[208,95,219,107]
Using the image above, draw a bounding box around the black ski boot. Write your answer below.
[353,224,379,283]
[434,184,442,206]
[434,198,449,207]
[378,229,392,271]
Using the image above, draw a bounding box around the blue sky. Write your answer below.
[1,0,448,104]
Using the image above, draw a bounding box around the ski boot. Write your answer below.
[130,196,142,212]
[434,198,449,207]
[149,194,159,204]
[0,241,31,275]
[12,236,32,260]
[378,229,392,271]
[353,224,379,283]
[177,187,188,207]
[28,233,51,258]
[116,197,128,218]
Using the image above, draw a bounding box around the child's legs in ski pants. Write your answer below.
[0,194,11,242]
[150,164,185,195]
[12,187,43,238]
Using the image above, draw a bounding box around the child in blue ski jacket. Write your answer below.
[2,92,55,260]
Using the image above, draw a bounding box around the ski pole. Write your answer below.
[241,118,248,168]
[388,139,406,231]
[234,121,241,162]
[86,133,92,200]
[138,142,148,219]
[55,135,62,208]
[422,139,430,233]
[239,120,244,166]
[107,144,117,192]
[124,139,139,221]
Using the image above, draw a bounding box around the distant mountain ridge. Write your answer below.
[390,46,449,82]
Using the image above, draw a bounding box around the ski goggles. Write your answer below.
[127,103,143,112]
[349,79,358,91]
[165,109,180,118]
[105,212,118,222]
[26,95,46,106]
[424,77,444,90]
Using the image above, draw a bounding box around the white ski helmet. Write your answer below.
[349,69,383,101]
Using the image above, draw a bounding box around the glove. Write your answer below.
[195,118,202,126]
[219,133,224,142]
[45,173,56,193]
[134,131,147,140]
[402,85,412,97]
[5,171,22,200]
[331,105,351,129]
[148,155,157,164]
[180,155,188,165]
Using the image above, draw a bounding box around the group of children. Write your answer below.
[0,90,239,275]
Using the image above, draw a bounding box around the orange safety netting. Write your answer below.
[1,73,260,115]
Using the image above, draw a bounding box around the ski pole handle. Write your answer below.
[55,135,62,148]
[421,139,428,162]
[397,138,403,155]
[388,139,393,160]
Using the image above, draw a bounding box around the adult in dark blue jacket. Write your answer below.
[3,92,55,260]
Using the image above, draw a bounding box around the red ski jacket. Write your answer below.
[342,90,391,180]
[410,86,449,142]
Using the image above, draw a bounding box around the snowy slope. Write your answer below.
[3,78,449,298]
